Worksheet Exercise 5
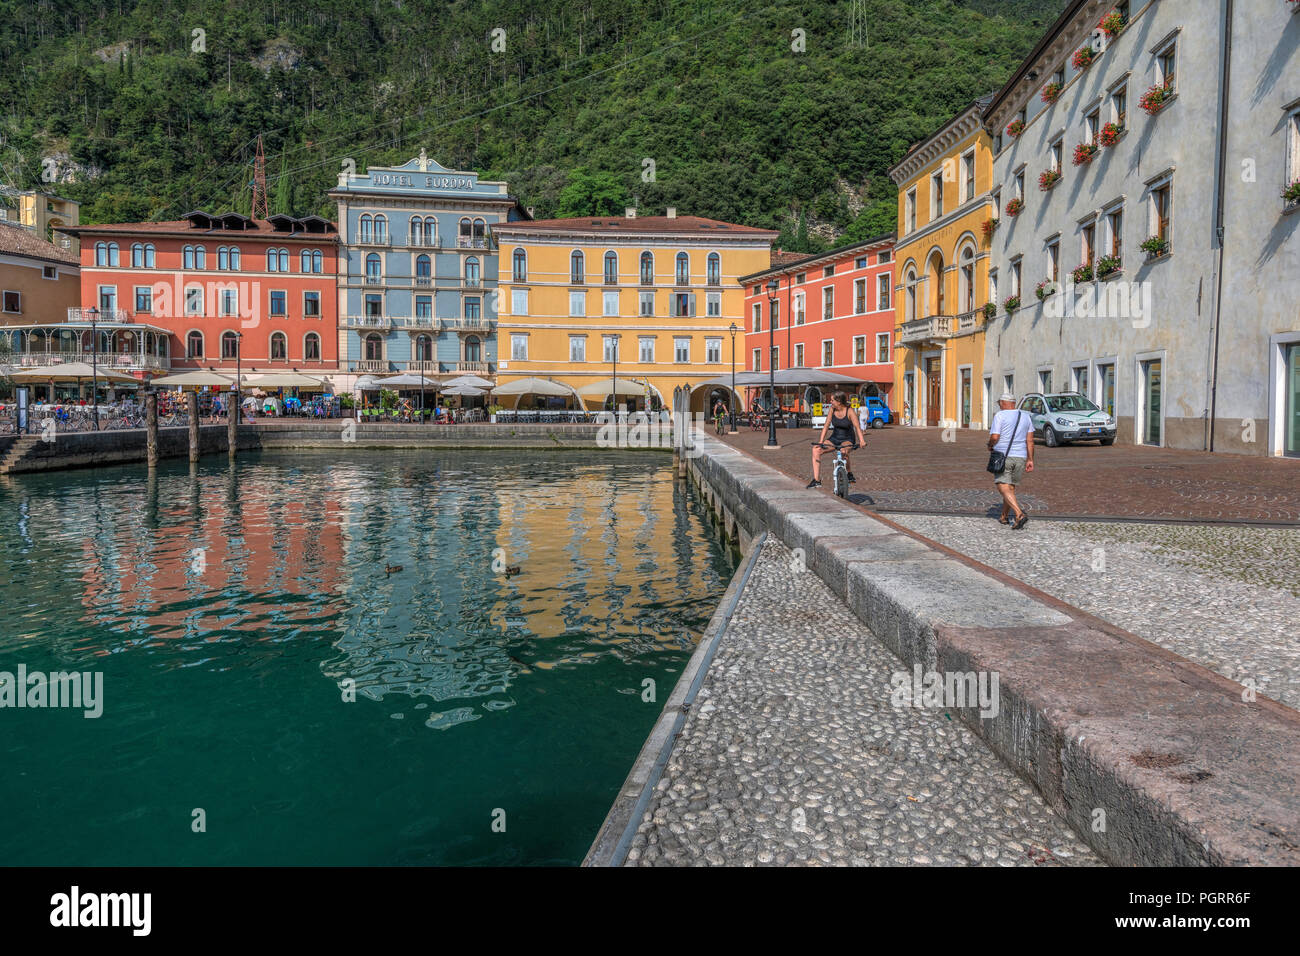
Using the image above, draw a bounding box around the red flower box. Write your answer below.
[1072,46,1097,70]
[1038,168,1062,191]
[1097,121,1125,147]
[1072,142,1099,166]
[1041,82,1063,104]
[1006,119,1026,138]
[1005,198,1025,217]
[1139,80,1175,114]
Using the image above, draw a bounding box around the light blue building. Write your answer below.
[329,151,528,390]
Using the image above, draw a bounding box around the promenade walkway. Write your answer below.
[625,537,1099,866]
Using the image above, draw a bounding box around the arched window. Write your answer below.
[425,217,437,243]
[226,246,237,270]
[311,249,321,273]
[95,242,108,266]
[144,244,156,268]
[959,244,976,313]
[604,251,618,284]
[187,331,204,359]
[675,252,690,286]
[304,333,320,361]
[221,331,239,359]
[108,243,119,267]
[465,335,482,362]
[359,214,373,242]
[512,248,527,281]
[364,333,383,360]
[375,216,388,242]
[415,334,432,361]
[184,246,196,269]
[458,217,472,247]
[905,267,918,322]
[300,249,311,273]
[219,247,229,270]
[927,251,945,316]
[473,218,486,244]
[415,254,431,278]
[465,256,480,286]
[270,332,288,361]
[266,248,278,272]
[570,250,585,284]
[194,246,206,269]
[277,248,289,272]
[131,243,144,267]
[640,251,654,285]
[410,217,424,245]
[365,253,381,279]
[707,252,721,286]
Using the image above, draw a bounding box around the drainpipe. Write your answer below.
[1206,0,1233,452]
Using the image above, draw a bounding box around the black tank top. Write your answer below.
[828,408,855,444]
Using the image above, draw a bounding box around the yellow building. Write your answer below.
[888,97,994,429]
[0,190,80,254]
[494,210,775,413]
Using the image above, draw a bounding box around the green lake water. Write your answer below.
[0,449,736,865]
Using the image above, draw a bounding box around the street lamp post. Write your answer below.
[765,278,779,448]
[611,335,619,417]
[728,322,738,434]
[87,307,100,430]
[234,332,243,424]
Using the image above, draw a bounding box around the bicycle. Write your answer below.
[811,440,858,499]
[714,408,727,436]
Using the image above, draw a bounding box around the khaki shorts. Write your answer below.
[995,456,1027,486]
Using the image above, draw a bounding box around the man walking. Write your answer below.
[987,392,1034,529]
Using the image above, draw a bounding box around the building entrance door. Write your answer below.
[925,358,941,426]
[960,368,972,427]
[1286,344,1300,458]
[1141,358,1162,446]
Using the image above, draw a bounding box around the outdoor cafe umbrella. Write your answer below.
[771,367,865,386]
[441,374,494,390]
[239,372,324,389]
[151,370,235,388]
[441,385,485,397]
[492,376,571,396]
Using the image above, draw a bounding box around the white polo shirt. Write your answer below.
[989,409,1033,459]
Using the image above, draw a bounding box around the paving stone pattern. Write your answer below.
[892,514,1300,711]
[625,538,1099,867]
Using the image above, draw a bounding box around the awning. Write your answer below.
[240,372,324,388]
[378,373,440,388]
[577,377,650,397]
[442,385,485,397]
[10,362,139,384]
[768,367,867,386]
[151,370,235,388]
[492,377,573,397]
[441,374,494,389]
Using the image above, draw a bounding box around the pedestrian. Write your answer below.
[987,392,1034,529]
[807,391,866,489]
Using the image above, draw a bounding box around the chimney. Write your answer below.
[625,206,636,219]
[526,206,535,218]
[666,207,677,219]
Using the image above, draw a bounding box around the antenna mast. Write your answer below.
[251,135,269,219]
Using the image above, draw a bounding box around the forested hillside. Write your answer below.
[0,0,1067,251]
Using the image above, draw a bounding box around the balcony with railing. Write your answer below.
[364,275,384,286]
[353,359,392,373]
[898,314,954,345]
[406,235,442,249]
[414,276,433,287]
[355,234,391,247]
[456,236,491,250]
[407,360,439,373]
[441,360,494,375]
[955,309,981,334]
[444,318,495,332]
[67,308,132,323]
[15,351,168,372]
[397,316,440,331]
[345,314,394,330]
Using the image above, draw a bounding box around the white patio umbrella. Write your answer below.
[577,377,646,397]
[492,377,572,396]
[441,374,494,389]
[379,373,441,388]
[240,372,324,389]
[151,370,235,388]
[441,385,485,397]
[771,367,866,386]
[354,375,383,390]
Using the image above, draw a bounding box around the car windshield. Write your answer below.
[1047,394,1099,413]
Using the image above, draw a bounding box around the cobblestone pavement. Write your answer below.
[626,538,1099,867]
[721,427,1300,523]
[892,514,1300,711]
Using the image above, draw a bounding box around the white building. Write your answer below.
[982,0,1300,456]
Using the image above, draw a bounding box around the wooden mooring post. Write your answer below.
[145,389,159,469]
[187,390,200,463]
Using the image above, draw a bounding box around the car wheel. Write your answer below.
[1044,425,1059,448]
[871,419,883,429]
[1100,437,1115,446]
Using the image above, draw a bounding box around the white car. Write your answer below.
[1018,391,1117,447]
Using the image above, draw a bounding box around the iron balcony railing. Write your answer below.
[68,308,132,323]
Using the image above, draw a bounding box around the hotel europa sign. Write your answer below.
[369,172,476,190]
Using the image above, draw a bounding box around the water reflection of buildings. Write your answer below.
[71,463,347,648]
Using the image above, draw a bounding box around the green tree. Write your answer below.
[553,169,628,218]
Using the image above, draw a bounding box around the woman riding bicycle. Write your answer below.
[808,391,866,489]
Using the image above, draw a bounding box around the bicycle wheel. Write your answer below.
[834,461,848,499]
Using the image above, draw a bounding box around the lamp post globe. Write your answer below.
[87,306,100,431]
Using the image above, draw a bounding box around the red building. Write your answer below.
[63,211,340,379]
[741,233,896,409]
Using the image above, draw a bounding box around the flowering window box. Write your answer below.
[1072,142,1099,166]
[1139,80,1175,115]
[1072,263,1095,283]
[1038,168,1063,191]
[1140,236,1171,260]
[982,302,998,322]
[1005,197,1025,217]
[1035,280,1057,301]
[1283,179,1300,207]
[1096,255,1122,279]
[1072,46,1098,71]
[1097,121,1126,148]
[1006,119,1026,138]
[1100,11,1127,38]
[982,217,1000,241]
[1003,295,1021,314]
[1041,82,1063,105]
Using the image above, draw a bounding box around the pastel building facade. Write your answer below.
[982,0,1300,456]
[329,152,529,391]
[740,234,897,406]
[889,99,996,428]
[495,211,775,412]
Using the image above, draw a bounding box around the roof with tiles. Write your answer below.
[0,221,79,265]
[60,211,338,240]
